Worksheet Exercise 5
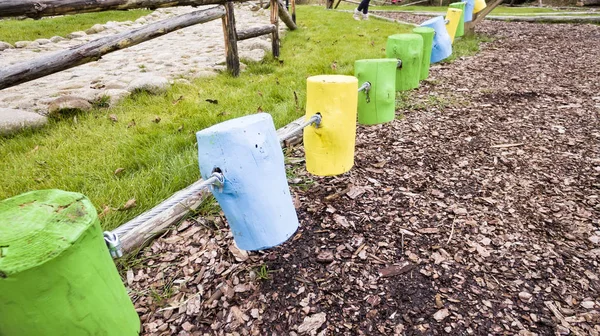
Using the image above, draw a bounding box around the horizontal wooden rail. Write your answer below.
[0,0,238,19]
[0,0,297,31]
[0,6,226,90]
[237,24,276,40]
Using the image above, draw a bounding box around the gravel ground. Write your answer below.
[0,4,274,114]
[127,18,600,336]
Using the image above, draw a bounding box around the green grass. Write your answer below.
[0,6,414,230]
[0,10,151,44]
[337,4,589,15]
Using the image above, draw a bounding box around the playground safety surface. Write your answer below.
[128,17,600,335]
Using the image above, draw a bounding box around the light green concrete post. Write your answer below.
[412,27,435,80]
[0,190,140,336]
[354,59,397,125]
[385,34,424,91]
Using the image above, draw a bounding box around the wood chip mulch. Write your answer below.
[127,18,600,336]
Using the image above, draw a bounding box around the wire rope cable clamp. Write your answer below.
[358,81,372,103]
[103,231,123,259]
[210,169,226,192]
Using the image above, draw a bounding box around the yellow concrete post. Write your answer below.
[445,8,463,44]
[304,75,358,176]
[473,0,487,14]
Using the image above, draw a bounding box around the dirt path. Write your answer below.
[127,19,600,335]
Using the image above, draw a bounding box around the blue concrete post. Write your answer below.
[196,113,299,251]
[464,0,475,22]
[419,16,452,64]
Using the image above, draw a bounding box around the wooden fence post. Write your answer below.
[291,0,296,23]
[222,1,240,76]
[270,0,280,58]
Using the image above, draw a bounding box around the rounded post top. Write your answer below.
[196,113,273,136]
[412,26,435,34]
[307,75,357,84]
[420,15,446,27]
[355,58,398,65]
[449,1,467,7]
[387,33,423,42]
[0,189,97,277]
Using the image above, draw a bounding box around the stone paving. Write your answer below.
[0,3,276,125]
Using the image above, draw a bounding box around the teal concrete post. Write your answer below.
[196,113,299,250]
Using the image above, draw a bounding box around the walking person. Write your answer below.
[353,0,370,20]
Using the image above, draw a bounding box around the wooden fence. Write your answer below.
[0,0,297,90]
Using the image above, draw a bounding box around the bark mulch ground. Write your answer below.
[127,18,600,336]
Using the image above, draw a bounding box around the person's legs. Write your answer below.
[357,0,369,13]
[353,2,362,19]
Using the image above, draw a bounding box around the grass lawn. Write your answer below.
[0,10,151,44]
[336,3,588,14]
[0,5,489,231]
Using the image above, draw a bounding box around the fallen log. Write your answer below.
[0,0,236,19]
[120,116,305,254]
[236,24,276,40]
[0,6,226,90]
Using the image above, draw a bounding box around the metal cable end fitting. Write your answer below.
[211,171,225,188]
[358,81,371,93]
[311,113,322,128]
[358,82,372,103]
[397,59,403,69]
[103,231,123,259]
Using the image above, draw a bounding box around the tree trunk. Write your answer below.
[221,2,240,76]
[472,0,503,24]
[236,25,276,40]
[0,6,225,90]
[0,0,235,19]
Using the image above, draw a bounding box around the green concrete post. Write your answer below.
[0,190,140,336]
[411,27,435,81]
[385,34,424,91]
[449,2,467,37]
[354,59,397,125]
